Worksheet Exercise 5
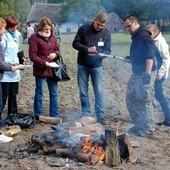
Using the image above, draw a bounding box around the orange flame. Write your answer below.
[82,135,105,161]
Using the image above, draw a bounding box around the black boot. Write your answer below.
[162,120,170,126]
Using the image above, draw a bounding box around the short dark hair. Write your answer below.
[123,14,138,22]
[5,15,19,29]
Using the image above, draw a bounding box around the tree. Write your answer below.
[0,2,12,18]
[0,0,31,23]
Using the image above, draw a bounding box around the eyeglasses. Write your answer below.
[124,22,133,29]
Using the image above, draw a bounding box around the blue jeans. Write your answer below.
[34,76,58,117]
[77,64,104,118]
[155,77,170,121]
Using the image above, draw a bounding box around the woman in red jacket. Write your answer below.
[28,17,60,119]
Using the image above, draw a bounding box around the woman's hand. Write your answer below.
[11,65,19,72]
[47,53,56,60]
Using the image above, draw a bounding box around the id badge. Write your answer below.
[98,38,104,46]
[98,41,104,46]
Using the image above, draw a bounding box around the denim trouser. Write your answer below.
[155,77,170,121]
[77,64,104,118]
[34,76,58,117]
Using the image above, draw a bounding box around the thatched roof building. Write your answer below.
[27,3,124,33]
[27,3,63,24]
[106,12,124,32]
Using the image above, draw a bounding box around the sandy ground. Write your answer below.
[0,58,170,170]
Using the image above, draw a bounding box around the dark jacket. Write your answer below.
[0,42,12,79]
[28,32,60,77]
[130,25,155,74]
[72,24,111,68]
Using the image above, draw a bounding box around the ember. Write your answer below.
[82,135,105,161]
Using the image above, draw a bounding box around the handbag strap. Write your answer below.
[58,55,64,63]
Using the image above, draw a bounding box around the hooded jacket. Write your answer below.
[130,25,155,74]
[154,32,170,79]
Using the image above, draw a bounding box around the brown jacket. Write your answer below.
[28,33,60,77]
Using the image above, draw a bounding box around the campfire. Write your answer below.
[27,117,137,166]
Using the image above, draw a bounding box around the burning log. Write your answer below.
[43,145,64,153]
[105,128,121,166]
[118,134,137,163]
[55,148,91,163]
[37,116,62,124]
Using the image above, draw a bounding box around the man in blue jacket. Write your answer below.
[72,12,111,125]
[124,14,156,137]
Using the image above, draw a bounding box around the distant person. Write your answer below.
[21,24,27,44]
[72,12,111,125]
[66,26,71,34]
[26,22,34,40]
[34,24,37,33]
[0,16,21,119]
[146,24,170,126]
[0,18,18,128]
[28,17,60,119]
[54,23,61,46]
[124,15,156,137]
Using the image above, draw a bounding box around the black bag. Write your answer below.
[4,113,36,129]
[17,49,25,64]
[54,55,70,81]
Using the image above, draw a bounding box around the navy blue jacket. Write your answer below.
[72,24,111,68]
[130,25,156,74]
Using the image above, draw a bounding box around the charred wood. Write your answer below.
[55,148,91,163]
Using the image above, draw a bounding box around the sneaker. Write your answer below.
[97,117,106,125]
[0,132,13,144]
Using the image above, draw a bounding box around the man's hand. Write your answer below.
[88,46,99,55]
[124,56,131,63]
[143,73,151,85]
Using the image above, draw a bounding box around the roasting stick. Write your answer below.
[88,53,127,61]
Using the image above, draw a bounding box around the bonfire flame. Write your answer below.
[82,135,105,161]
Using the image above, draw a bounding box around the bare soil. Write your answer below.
[0,57,170,170]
